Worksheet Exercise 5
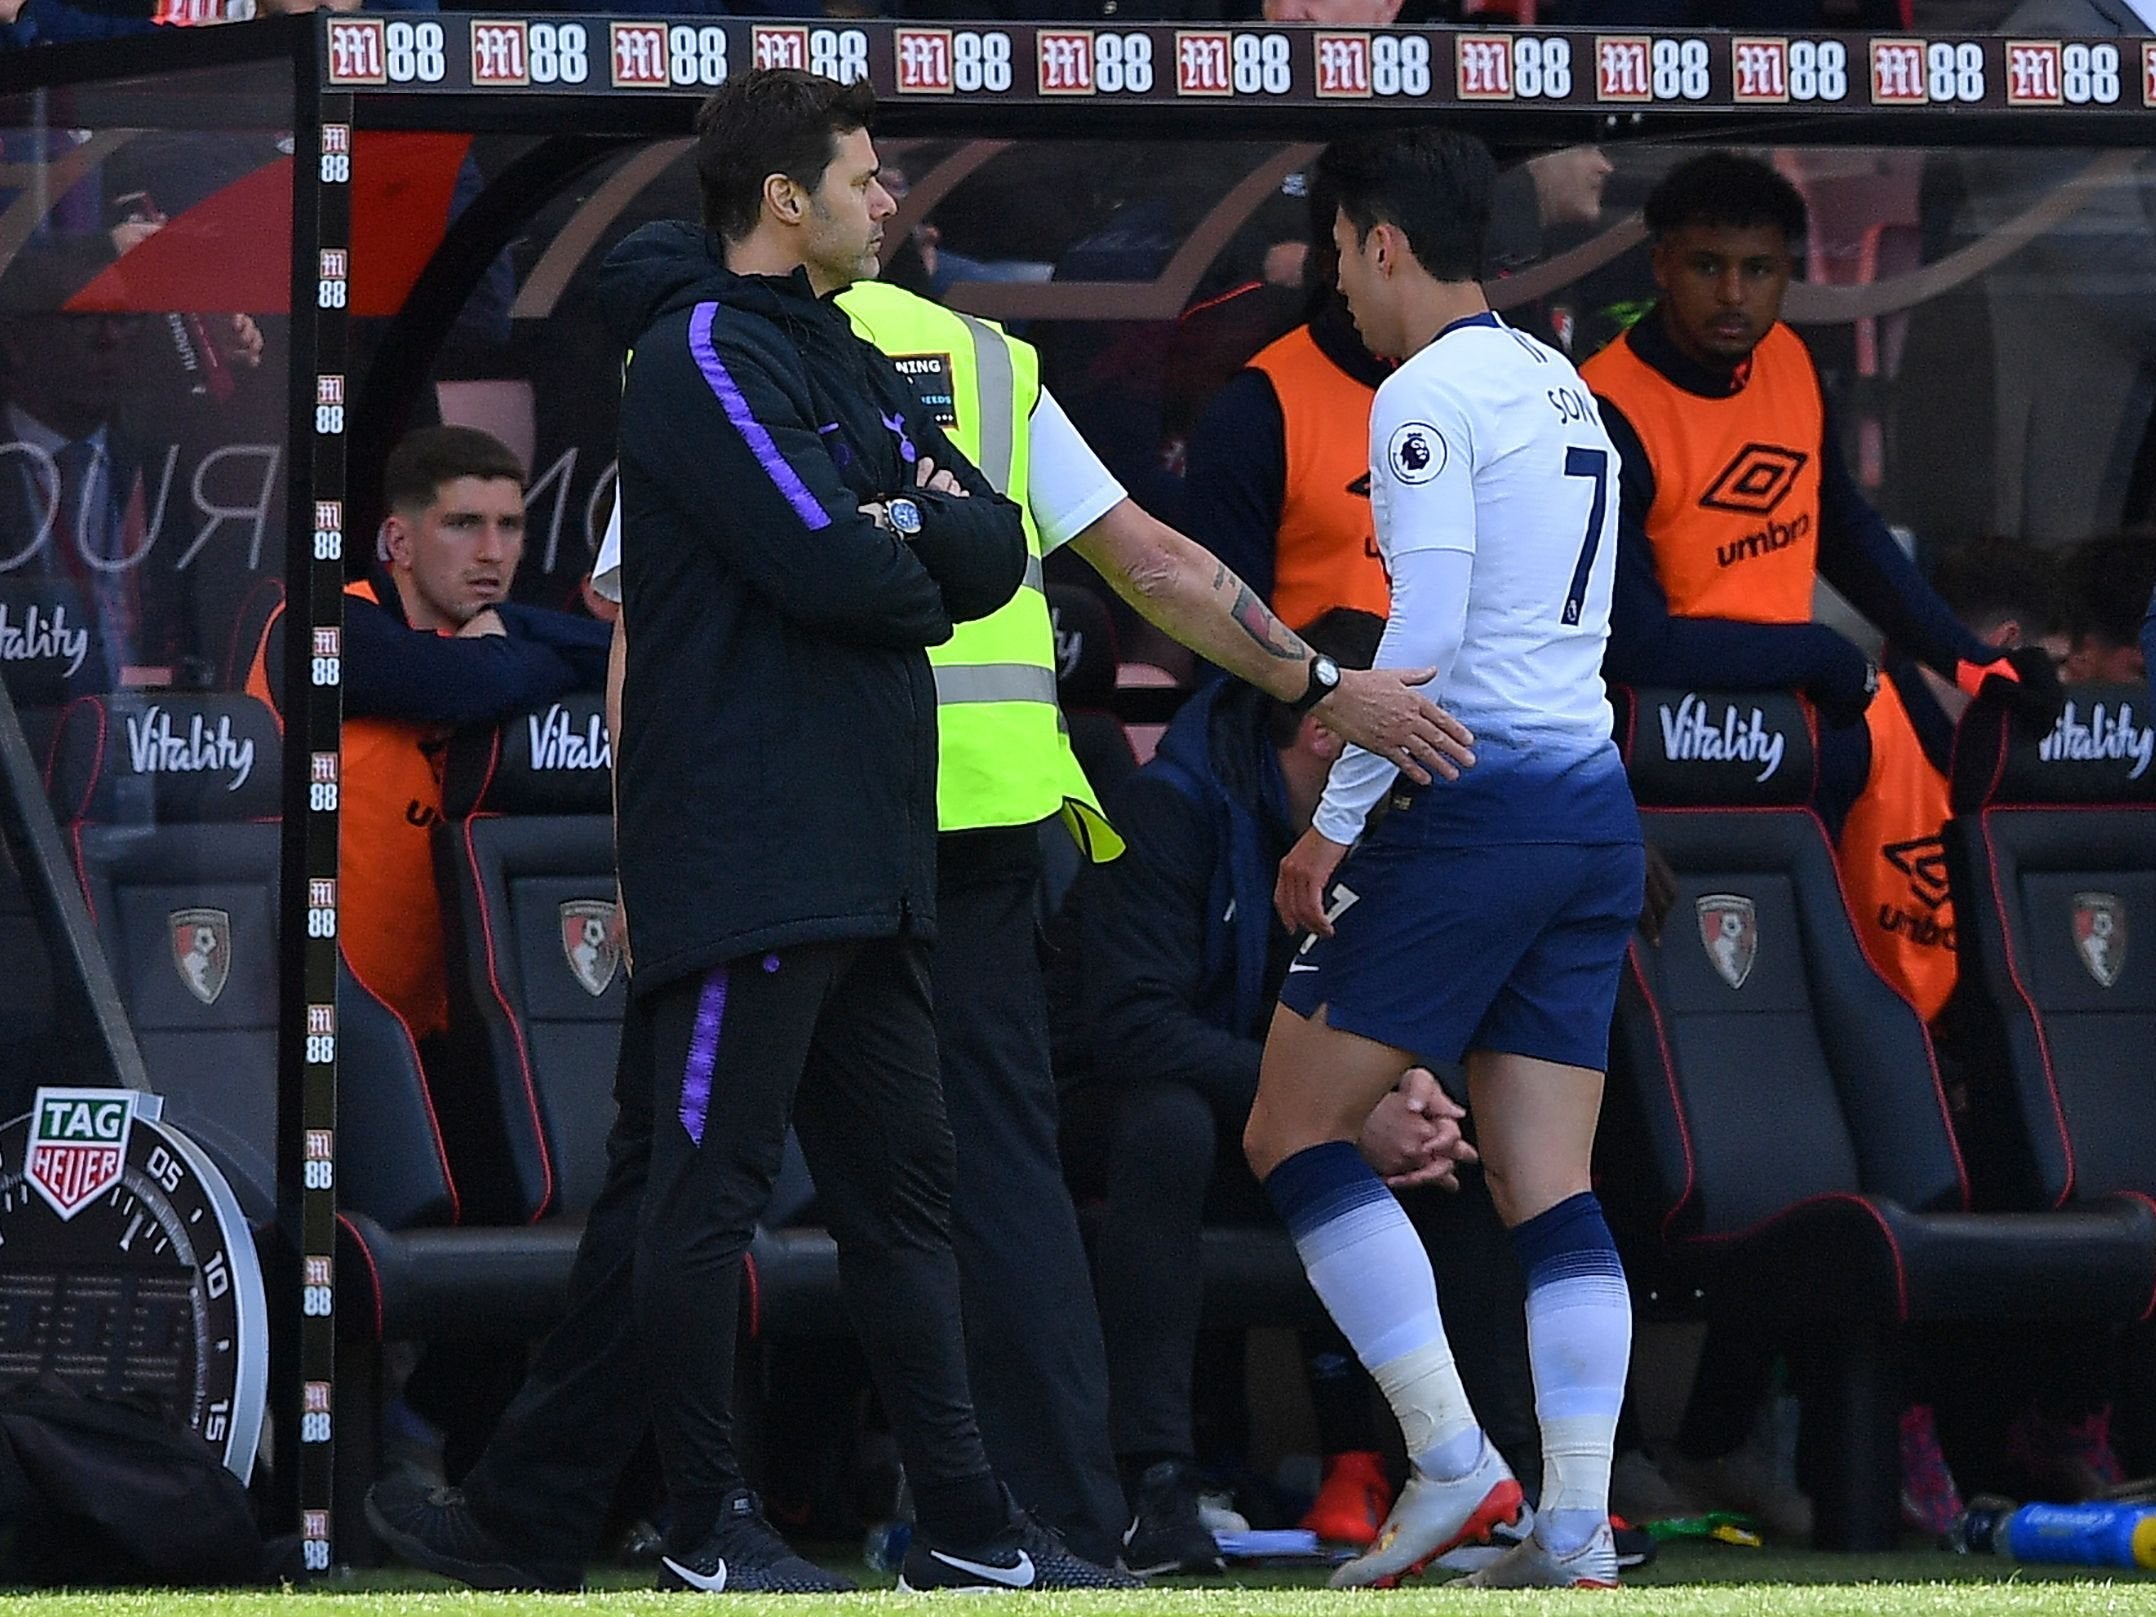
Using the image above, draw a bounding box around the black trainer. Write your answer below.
[656,1489,858,1594]
[1121,1460,1227,1576]
[900,1510,1145,1591]
[364,1473,578,1591]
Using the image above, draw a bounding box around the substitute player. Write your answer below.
[1243,129,1642,1592]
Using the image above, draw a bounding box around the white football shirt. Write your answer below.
[591,384,1123,604]
[1315,311,1628,847]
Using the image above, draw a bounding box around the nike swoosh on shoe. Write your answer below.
[930,1549,1037,1588]
[660,1556,727,1592]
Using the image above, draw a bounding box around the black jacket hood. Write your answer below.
[598,219,828,347]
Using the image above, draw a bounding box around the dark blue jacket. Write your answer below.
[1072,678,1292,1117]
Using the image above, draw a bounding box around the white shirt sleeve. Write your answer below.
[1026,386,1126,554]
[1369,374,1477,559]
[592,499,622,604]
[1312,537,1475,846]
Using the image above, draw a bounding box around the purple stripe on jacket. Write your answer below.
[679,965,730,1146]
[688,299,831,532]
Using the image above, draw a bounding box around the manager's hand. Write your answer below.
[1275,826,1350,936]
[1316,668,1476,786]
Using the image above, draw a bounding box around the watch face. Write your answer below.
[0,1091,266,1479]
[1316,655,1341,689]
[887,498,922,537]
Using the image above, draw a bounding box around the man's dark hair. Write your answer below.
[383,425,525,515]
[1643,152,1807,245]
[2061,532,2156,651]
[1928,537,2057,640]
[1316,129,1495,284]
[1268,608,1387,747]
[693,68,878,244]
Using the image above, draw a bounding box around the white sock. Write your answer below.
[1267,1142,1485,1483]
[1515,1196,1632,1556]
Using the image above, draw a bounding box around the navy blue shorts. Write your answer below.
[1277,834,1645,1072]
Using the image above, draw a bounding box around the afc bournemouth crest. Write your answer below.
[560,900,621,998]
[2073,892,2126,989]
[25,1088,135,1219]
[1697,894,1758,990]
[170,907,231,1006]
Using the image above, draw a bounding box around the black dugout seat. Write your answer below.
[437,689,623,1223]
[1945,683,2156,1217]
[47,691,458,1230]
[1602,687,2156,1551]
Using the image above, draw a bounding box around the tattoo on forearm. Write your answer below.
[1229,584,1309,661]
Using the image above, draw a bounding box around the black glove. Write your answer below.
[1805,633,1879,728]
[1956,646,2065,739]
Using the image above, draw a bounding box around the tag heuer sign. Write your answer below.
[25,1087,134,1219]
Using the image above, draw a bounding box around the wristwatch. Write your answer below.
[1288,653,1341,718]
[885,497,923,538]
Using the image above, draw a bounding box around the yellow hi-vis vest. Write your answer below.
[837,281,1121,861]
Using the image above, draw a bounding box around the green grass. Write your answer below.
[6,1546,2156,1616]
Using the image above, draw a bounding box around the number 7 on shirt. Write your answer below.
[1560,447,1608,628]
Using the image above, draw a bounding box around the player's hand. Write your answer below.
[1276,827,1349,935]
[916,457,966,497]
[1957,646,2065,740]
[1316,667,1475,786]
[1359,1068,1476,1191]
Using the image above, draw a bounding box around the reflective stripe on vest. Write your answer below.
[934,662,1061,707]
[837,282,1121,859]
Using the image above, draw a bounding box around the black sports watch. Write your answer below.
[1289,653,1341,718]
[886,497,923,538]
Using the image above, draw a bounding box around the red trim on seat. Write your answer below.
[336,1211,387,1339]
[1978,808,2074,1209]
[342,949,464,1227]
[1624,935,1695,1242]
[1684,1190,1911,1322]
[1636,802,1969,1209]
[460,811,555,1223]
[743,1250,762,1341]
[459,725,503,818]
[54,696,107,825]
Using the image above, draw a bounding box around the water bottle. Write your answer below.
[1955,1501,2156,1569]
[862,1464,913,1573]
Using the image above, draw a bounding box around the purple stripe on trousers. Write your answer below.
[688,300,831,532]
[679,965,730,1146]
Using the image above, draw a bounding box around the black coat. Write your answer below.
[604,223,1026,990]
